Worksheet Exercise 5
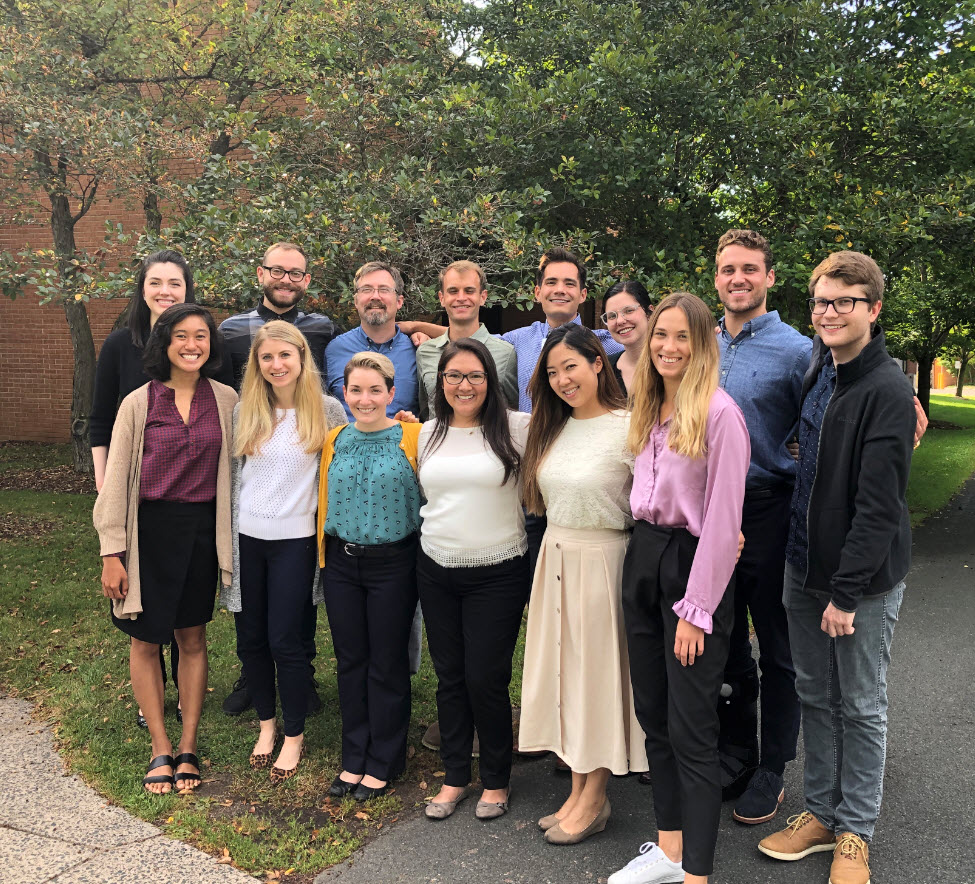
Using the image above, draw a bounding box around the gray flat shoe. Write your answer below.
[425,787,470,820]
[475,789,510,820]
[538,812,561,831]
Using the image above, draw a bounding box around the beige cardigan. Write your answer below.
[92,379,238,620]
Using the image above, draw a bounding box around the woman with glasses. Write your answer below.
[608,292,749,884]
[601,281,653,396]
[518,324,648,845]
[226,321,346,783]
[93,303,237,795]
[416,338,531,821]
[319,352,422,801]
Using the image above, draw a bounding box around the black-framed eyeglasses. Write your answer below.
[262,265,307,283]
[808,296,872,315]
[600,304,645,325]
[441,370,487,386]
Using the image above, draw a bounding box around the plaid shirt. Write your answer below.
[140,379,222,503]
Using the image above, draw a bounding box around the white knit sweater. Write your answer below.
[239,409,319,540]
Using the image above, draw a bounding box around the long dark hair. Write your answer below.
[522,324,624,514]
[420,338,521,486]
[128,250,196,348]
[143,303,221,381]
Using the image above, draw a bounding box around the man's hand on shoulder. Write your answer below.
[410,332,431,347]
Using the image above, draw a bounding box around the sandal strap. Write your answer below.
[143,774,175,786]
[146,754,175,774]
[173,752,199,768]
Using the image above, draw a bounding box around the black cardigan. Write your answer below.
[799,327,915,611]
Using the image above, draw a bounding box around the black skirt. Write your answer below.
[112,500,218,644]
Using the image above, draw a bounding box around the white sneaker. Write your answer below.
[607,842,686,884]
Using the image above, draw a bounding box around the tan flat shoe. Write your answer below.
[425,787,470,820]
[544,799,611,845]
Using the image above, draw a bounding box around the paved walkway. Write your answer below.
[2,479,973,883]
[0,699,254,884]
[316,477,975,884]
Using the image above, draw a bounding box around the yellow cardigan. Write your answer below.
[316,420,422,567]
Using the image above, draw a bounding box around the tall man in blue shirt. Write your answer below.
[714,229,812,824]
[325,261,419,421]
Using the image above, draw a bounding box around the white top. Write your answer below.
[537,410,634,530]
[418,410,531,567]
[239,409,319,540]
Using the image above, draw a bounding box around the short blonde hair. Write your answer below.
[343,351,395,390]
[438,260,486,292]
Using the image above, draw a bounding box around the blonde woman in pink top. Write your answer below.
[609,293,750,884]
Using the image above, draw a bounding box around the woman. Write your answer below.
[518,323,648,845]
[416,338,531,821]
[93,303,237,794]
[609,293,749,884]
[225,321,345,782]
[318,352,422,801]
[601,280,653,395]
[91,250,197,727]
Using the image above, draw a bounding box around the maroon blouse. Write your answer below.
[140,378,222,503]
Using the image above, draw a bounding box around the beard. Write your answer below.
[362,305,390,327]
[263,281,303,310]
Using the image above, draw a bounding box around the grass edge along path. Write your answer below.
[0,393,972,880]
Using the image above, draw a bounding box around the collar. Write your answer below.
[351,324,405,349]
[541,314,583,336]
[719,310,780,340]
[431,322,490,348]
[835,325,889,386]
[257,301,300,324]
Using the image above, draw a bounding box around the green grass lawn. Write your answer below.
[0,395,971,879]
[907,394,975,525]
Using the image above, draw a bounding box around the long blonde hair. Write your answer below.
[627,292,719,459]
[234,320,328,456]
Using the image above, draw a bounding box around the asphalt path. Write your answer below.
[317,477,975,884]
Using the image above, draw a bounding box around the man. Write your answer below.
[713,230,810,823]
[324,260,423,676]
[219,242,338,717]
[325,261,419,421]
[401,247,621,413]
[220,242,337,389]
[759,251,914,884]
[415,260,518,419]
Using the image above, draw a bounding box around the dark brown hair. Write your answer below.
[715,229,774,273]
[420,338,521,486]
[535,246,587,289]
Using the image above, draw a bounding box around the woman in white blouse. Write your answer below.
[518,323,648,845]
[417,338,531,821]
[228,321,344,782]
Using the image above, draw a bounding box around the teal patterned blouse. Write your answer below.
[323,424,421,545]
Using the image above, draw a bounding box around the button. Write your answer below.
[556,575,560,581]
[555,543,561,549]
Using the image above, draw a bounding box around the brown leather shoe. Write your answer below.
[758,811,836,861]
[830,833,870,884]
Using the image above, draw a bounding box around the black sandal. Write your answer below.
[142,754,175,794]
[173,752,202,792]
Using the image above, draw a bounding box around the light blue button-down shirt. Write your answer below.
[718,310,812,491]
[501,316,623,413]
[325,325,420,420]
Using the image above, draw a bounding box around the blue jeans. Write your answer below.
[783,563,904,840]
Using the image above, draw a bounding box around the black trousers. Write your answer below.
[323,536,418,781]
[622,521,734,878]
[417,550,531,789]
[235,534,317,737]
[723,486,800,774]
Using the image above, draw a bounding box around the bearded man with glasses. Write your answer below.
[218,241,338,718]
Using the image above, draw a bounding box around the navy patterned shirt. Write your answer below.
[786,353,836,573]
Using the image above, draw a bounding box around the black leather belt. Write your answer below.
[331,534,416,558]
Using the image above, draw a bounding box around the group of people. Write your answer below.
[91,231,922,884]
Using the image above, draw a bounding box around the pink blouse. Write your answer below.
[630,387,750,633]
